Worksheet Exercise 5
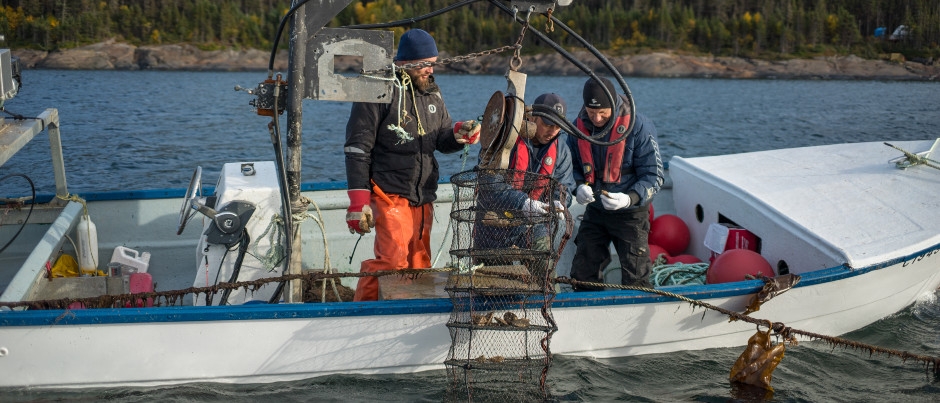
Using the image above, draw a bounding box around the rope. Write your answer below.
[249,214,286,272]
[554,276,940,373]
[6,263,938,373]
[651,262,708,287]
[431,145,475,268]
[290,195,342,302]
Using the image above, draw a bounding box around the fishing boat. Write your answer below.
[2,0,939,391]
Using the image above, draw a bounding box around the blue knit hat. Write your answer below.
[395,29,439,61]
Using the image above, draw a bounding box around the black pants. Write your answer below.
[570,205,652,290]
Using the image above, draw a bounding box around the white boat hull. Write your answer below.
[2,140,939,389]
[2,244,937,388]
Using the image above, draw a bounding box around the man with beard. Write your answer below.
[344,29,480,301]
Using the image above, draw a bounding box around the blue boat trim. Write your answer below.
[44,177,440,203]
[10,186,938,327]
[2,242,938,327]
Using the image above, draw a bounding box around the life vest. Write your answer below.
[575,114,631,184]
[511,136,558,200]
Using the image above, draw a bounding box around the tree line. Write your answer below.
[1,0,937,61]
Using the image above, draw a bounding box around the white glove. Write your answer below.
[552,200,566,221]
[576,184,595,205]
[522,198,548,215]
[600,191,634,210]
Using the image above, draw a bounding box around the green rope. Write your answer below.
[250,213,286,272]
[430,134,476,268]
[652,262,709,287]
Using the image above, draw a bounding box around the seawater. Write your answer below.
[1,70,939,401]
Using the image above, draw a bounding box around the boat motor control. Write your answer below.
[202,200,255,245]
[191,161,286,305]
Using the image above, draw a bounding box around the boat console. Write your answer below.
[180,161,286,305]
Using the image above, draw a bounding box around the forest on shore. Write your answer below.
[2,1,938,63]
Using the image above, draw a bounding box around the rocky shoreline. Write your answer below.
[12,40,940,81]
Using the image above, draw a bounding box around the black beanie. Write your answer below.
[582,77,617,109]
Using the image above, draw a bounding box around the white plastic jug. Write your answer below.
[110,246,151,274]
[77,215,98,276]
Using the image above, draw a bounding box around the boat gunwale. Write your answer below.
[3,240,938,327]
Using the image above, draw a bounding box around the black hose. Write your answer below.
[548,12,637,140]
[343,0,483,29]
[0,174,36,254]
[486,0,634,146]
[219,229,250,305]
[267,0,314,74]
[267,81,293,304]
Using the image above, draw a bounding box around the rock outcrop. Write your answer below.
[12,41,939,81]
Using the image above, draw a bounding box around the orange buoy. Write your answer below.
[649,244,669,263]
[706,249,773,284]
[649,214,690,256]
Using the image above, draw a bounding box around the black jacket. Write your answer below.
[344,76,464,205]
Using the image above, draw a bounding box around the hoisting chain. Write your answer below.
[361,44,522,76]
[544,8,555,33]
[508,7,533,71]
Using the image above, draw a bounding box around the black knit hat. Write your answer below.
[533,93,566,125]
[582,77,617,109]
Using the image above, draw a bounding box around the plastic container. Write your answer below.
[76,215,99,276]
[128,273,154,307]
[109,246,151,274]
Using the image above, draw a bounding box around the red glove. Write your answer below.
[454,120,480,144]
[346,189,374,234]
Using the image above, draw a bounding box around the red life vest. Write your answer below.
[575,114,631,184]
[511,136,558,200]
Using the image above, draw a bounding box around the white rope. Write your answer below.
[292,196,342,302]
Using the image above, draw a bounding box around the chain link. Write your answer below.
[361,45,522,76]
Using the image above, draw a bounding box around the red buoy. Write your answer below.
[667,254,702,265]
[649,214,690,256]
[649,244,669,263]
[706,249,773,284]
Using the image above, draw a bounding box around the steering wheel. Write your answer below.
[176,166,203,235]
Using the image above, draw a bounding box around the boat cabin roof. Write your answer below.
[670,139,940,269]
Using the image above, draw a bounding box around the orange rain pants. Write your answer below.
[353,193,433,301]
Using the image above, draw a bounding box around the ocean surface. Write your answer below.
[2,70,940,402]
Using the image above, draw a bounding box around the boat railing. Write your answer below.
[0,49,86,302]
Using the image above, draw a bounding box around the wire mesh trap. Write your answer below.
[444,169,572,400]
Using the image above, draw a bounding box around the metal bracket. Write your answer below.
[511,1,571,14]
[306,28,394,103]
